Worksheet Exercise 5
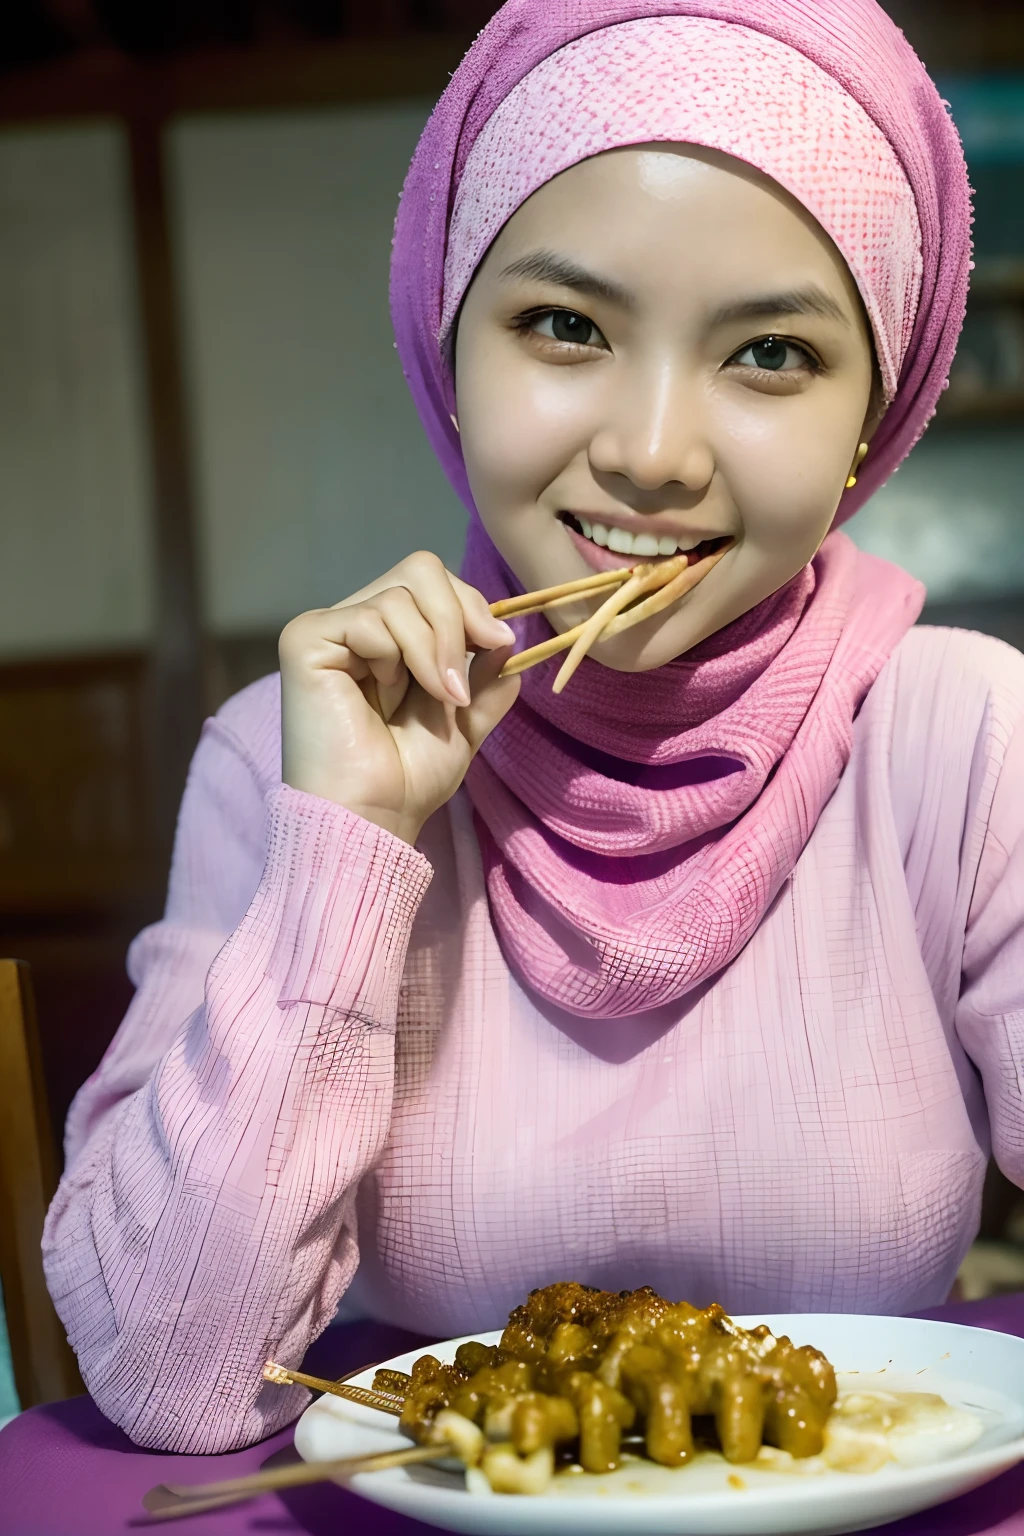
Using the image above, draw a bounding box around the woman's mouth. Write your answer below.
[558,511,730,572]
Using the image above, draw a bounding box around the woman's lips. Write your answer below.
[560,517,731,575]
[562,520,639,571]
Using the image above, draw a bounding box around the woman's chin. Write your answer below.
[585,621,711,672]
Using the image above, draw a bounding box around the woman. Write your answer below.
[44,0,1024,1456]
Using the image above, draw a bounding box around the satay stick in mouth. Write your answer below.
[489,565,629,620]
[494,540,732,689]
[494,559,683,680]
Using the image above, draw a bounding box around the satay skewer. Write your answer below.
[261,1360,403,1414]
[142,1444,451,1519]
[548,559,686,694]
[495,556,687,679]
[489,565,630,619]
[496,541,731,686]
[552,541,731,693]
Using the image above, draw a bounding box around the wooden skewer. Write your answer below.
[489,565,629,620]
[497,564,665,682]
[600,540,731,641]
[142,1442,449,1520]
[261,1359,402,1415]
[142,1360,432,1518]
[498,542,731,684]
[552,541,732,693]
[550,556,688,694]
[497,620,592,678]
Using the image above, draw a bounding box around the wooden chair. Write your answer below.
[0,959,84,1407]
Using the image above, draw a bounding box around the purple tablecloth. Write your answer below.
[3,1298,1024,1536]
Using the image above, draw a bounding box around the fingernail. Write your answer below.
[446,667,471,705]
[492,621,516,645]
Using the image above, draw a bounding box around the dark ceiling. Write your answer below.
[0,0,1021,74]
[0,0,497,66]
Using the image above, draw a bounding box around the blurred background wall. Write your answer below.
[0,8,484,1170]
[0,0,1021,1413]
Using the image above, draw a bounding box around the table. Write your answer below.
[3,1297,1024,1536]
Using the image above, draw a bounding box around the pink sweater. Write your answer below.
[43,625,1024,1453]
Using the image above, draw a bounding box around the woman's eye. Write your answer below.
[729,336,815,373]
[530,309,607,348]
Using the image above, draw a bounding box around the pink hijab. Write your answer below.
[390,0,971,1019]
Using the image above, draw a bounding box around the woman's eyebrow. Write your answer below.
[498,250,634,308]
[497,257,849,329]
[708,287,850,327]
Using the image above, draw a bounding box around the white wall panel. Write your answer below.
[0,124,154,658]
[2,112,1017,663]
[169,105,467,636]
[846,428,1024,602]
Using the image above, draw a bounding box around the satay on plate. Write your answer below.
[390,1281,840,1493]
[292,1288,1023,1534]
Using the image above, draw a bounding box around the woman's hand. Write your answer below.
[279,551,519,845]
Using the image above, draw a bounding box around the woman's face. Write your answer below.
[454,145,881,670]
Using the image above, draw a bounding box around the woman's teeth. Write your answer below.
[573,515,696,559]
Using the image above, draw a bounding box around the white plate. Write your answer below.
[294,1314,1024,1535]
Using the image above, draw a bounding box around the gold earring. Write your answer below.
[846,442,869,489]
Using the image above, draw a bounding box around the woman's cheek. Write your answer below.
[743,488,838,567]
[724,436,845,564]
[464,375,582,507]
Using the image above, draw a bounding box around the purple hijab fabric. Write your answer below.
[390,0,971,520]
[439,16,924,400]
[388,0,971,1018]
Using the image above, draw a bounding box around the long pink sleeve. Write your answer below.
[956,684,1024,1186]
[42,703,433,1453]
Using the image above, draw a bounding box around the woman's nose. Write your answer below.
[587,360,715,493]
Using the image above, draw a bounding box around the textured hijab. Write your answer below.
[389,0,971,1019]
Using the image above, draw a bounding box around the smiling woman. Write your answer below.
[38,0,1024,1464]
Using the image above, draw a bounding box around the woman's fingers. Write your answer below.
[283,593,448,707]
[331,552,514,677]
[377,557,475,702]
[332,591,461,706]
[279,552,522,842]
[457,645,521,755]
[385,643,518,779]
[374,553,514,691]
[311,557,515,711]
[442,567,518,654]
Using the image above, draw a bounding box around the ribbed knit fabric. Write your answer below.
[466,533,922,1015]
[42,627,1024,1452]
